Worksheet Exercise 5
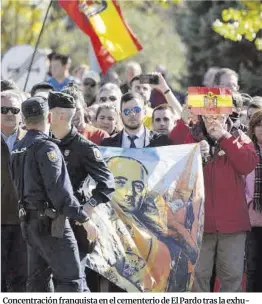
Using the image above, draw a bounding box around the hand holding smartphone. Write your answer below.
[139,74,159,85]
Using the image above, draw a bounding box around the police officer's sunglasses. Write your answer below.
[1,106,20,115]
[123,106,142,116]
[100,96,117,102]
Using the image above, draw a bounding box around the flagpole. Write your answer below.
[23,0,53,91]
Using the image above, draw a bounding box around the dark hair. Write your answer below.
[120,92,144,111]
[47,51,56,61]
[152,104,175,121]
[248,110,262,142]
[24,112,48,126]
[52,54,71,66]
[130,75,140,87]
[213,68,238,86]
[1,79,19,92]
[61,82,84,107]
[31,82,54,96]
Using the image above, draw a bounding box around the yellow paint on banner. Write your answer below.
[188,94,232,108]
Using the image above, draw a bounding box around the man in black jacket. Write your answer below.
[101,92,170,292]
[10,96,95,292]
[48,91,115,291]
[101,92,171,148]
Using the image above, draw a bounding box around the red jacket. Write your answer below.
[79,125,109,146]
[172,122,259,233]
[201,133,258,233]
[169,119,193,145]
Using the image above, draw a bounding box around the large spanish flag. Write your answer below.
[188,87,233,115]
[58,0,143,73]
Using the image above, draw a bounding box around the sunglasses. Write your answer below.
[123,106,142,116]
[1,106,20,115]
[100,96,117,102]
[83,82,96,88]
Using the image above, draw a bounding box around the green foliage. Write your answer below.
[213,0,262,50]
[1,0,185,89]
[173,0,262,95]
[114,1,186,89]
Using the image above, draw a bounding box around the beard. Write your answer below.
[122,119,142,130]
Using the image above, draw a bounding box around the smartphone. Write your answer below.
[139,74,159,85]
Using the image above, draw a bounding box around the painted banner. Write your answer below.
[188,87,233,115]
[85,144,205,292]
[58,0,142,73]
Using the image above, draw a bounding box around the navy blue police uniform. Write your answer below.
[10,96,89,292]
[48,91,115,292]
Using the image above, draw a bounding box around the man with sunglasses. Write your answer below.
[1,90,27,291]
[101,92,171,148]
[82,71,100,107]
[10,95,96,292]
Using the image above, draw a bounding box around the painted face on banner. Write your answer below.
[107,157,148,213]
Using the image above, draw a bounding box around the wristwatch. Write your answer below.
[88,197,99,207]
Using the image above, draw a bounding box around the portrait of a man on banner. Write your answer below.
[85,144,205,292]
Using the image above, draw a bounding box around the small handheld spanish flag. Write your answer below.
[58,0,143,73]
[188,87,233,115]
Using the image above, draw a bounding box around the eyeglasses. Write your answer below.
[100,96,117,102]
[1,106,20,115]
[83,81,96,87]
[123,106,142,116]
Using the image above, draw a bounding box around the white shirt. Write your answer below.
[122,126,149,148]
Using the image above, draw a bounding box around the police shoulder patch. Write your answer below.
[92,147,103,161]
[47,150,58,162]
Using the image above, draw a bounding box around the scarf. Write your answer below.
[253,143,262,212]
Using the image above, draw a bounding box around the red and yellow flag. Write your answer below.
[188,87,233,115]
[58,0,143,73]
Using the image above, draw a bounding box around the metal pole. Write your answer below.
[23,0,53,91]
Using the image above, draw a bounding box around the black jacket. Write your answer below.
[101,128,171,148]
[58,126,115,205]
[11,130,88,223]
[1,128,26,225]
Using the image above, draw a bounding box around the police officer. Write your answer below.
[10,96,97,292]
[47,91,115,291]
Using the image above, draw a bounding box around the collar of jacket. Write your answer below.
[59,125,78,147]
[108,126,158,147]
[27,129,60,145]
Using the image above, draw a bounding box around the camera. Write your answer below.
[139,74,159,85]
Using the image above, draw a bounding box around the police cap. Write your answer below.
[48,91,75,110]
[22,96,49,118]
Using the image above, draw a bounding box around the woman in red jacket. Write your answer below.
[190,114,258,292]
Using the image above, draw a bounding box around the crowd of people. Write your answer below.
[1,53,262,293]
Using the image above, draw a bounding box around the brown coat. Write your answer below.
[1,128,26,225]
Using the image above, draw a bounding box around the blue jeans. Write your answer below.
[1,225,27,292]
[25,218,83,292]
